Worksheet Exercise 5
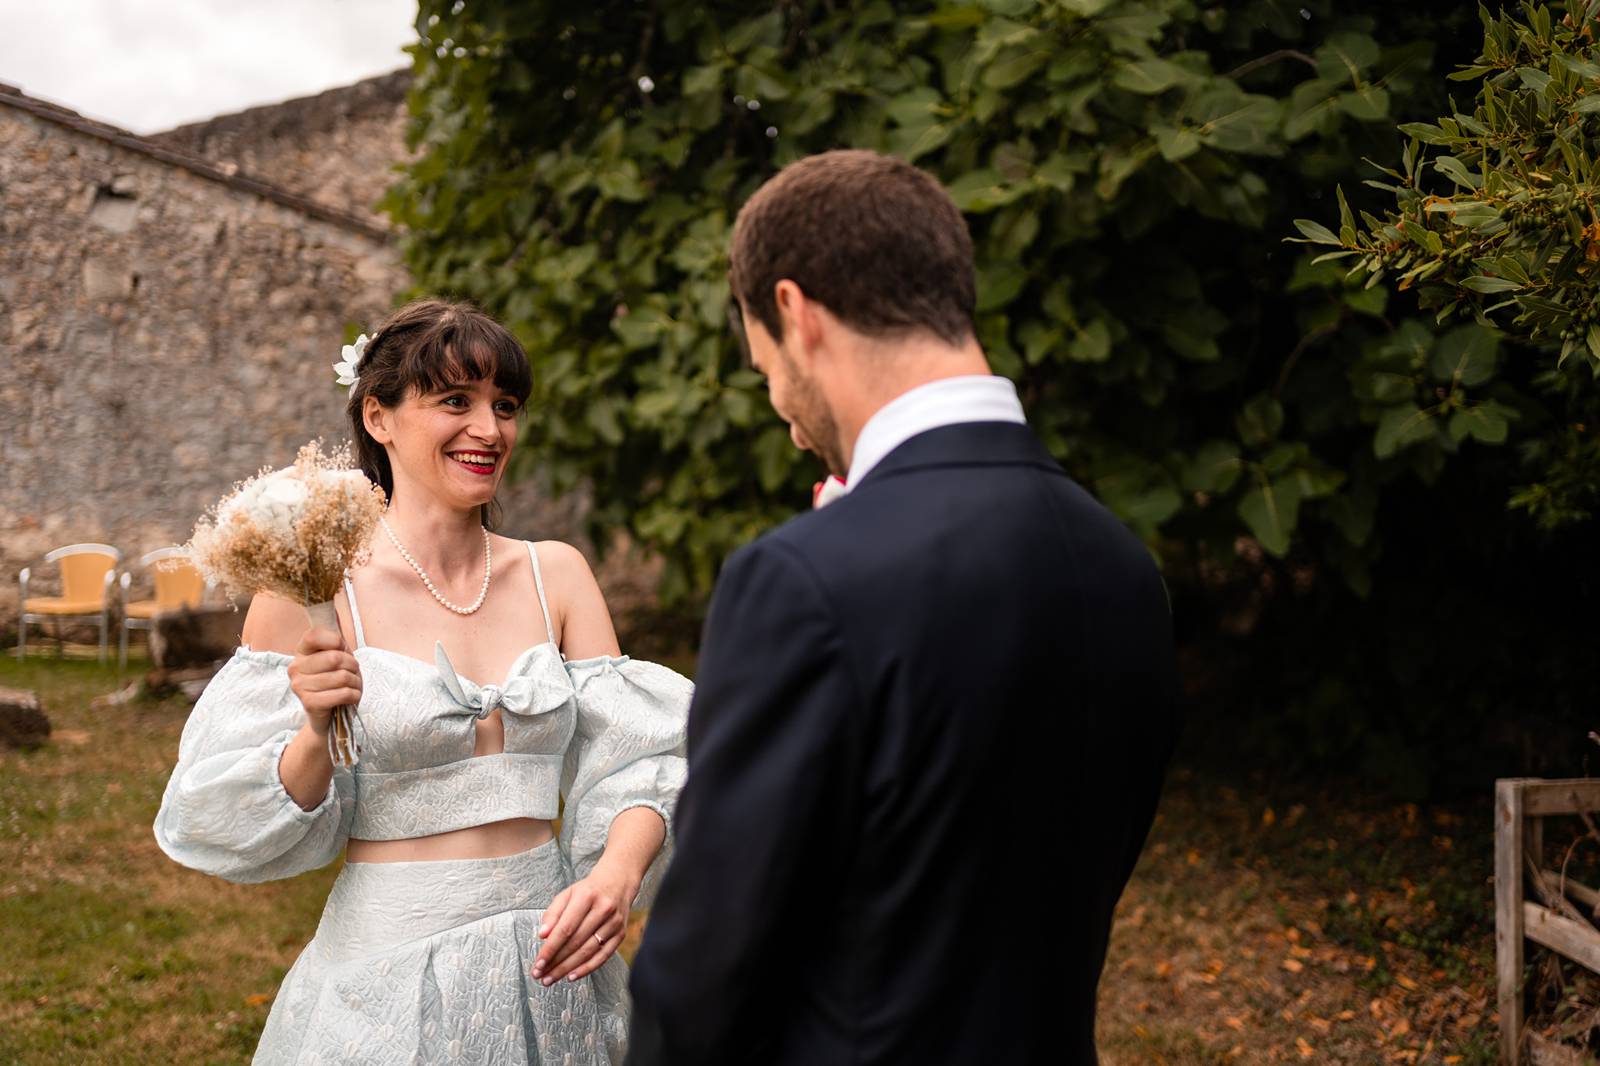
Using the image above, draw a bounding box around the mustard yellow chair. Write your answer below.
[118,548,211,668]
[17,544,121,661]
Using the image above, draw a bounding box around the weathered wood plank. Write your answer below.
[1521,779,1600,817]
[1528,1031,1600,1066]
[149,603,245,670]
[1541,870,1600,914]
[1500,778,1528,1066]
[0,685,50,750]
[1525,902,1600,976]
[1527,857,1597,929]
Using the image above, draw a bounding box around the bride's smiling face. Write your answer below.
[367,377,520,512]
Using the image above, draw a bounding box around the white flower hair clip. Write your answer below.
[332,334,370,388]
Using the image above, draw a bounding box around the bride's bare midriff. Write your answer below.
[346,817,554,863]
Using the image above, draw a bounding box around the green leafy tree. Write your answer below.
[387,1,1600,792]
[387,0,1497,603]
[1295,1,1600,526]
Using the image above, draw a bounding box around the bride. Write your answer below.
[154,299,690,1064]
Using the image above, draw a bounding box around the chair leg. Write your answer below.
[15,618,24,660]
[119,621,129,671]
[53,616,62,658]
[99,607,109,664]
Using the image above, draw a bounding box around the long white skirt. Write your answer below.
[253,838,629,1065]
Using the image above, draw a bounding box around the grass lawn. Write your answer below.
[0,655,336,1063]
[1,656,1501,1064]
[0,654,656,1065]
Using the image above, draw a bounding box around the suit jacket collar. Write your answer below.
[844,376,1026,488]
[852,421,1063,492]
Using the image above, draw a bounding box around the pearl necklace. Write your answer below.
[380,517,492,615]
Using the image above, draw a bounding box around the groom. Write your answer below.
[626,150,1179,1066]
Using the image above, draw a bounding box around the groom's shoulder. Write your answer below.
[740,487,909,582]
[732,502,845,571]
[739,446,1151,586]
[706,511,849,624]
[712,494,846,572]
[772,486,877,544]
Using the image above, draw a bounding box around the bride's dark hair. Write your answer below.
[345,299,533,529]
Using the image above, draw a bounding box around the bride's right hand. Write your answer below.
[288,627,362,732]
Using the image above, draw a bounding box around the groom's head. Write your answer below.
[729,150,981,478]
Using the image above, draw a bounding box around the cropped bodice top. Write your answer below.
[153,541,692,907]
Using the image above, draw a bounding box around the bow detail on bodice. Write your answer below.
[432,641,568,720]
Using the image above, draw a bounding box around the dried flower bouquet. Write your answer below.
[188,441,386,765]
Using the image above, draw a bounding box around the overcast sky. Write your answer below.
[0,0,416,134]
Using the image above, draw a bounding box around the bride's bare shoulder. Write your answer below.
[518,539,617,654]
[528,539,594,582]
[240,592,310,655]
[489,534,593,581]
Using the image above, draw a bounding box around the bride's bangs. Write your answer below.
[402,314,533,404]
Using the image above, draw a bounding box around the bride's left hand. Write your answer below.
[531,863,639,985]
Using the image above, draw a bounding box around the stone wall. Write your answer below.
[0,83,670,654]
[152,72,412,229]
[0,97,405,626]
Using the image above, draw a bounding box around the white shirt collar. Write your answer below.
[844,375,1026,491]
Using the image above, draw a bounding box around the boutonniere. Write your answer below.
[813,476,847,509]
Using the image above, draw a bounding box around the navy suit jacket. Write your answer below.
[626,421,1179,1066]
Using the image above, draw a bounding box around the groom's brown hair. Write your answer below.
[729,149,976,347]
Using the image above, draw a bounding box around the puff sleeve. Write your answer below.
[153,648,355,883]
[559,655,691,908]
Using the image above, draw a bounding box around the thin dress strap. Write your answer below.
[341,574,367,648]
[525,541,556,648]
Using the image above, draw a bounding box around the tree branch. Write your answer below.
[1227,50,1319,81]
[630,0,659,108]
[1274,315,1345,398]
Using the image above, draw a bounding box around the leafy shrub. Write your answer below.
[386,0,1491,601]
[1297,1,1600,527]
[386,2,1600,793]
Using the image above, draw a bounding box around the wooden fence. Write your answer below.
[1496,777,1600,1065]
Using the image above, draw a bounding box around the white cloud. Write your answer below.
[0,0,416,134]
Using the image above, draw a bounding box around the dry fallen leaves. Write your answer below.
[1101,785,1496,1064]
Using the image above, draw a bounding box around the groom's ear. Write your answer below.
[774,280,824,356]
[363,395,394,445]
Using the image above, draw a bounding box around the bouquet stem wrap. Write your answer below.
[305,599,363,767]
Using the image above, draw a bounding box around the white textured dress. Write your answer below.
[153,541,692,1065]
